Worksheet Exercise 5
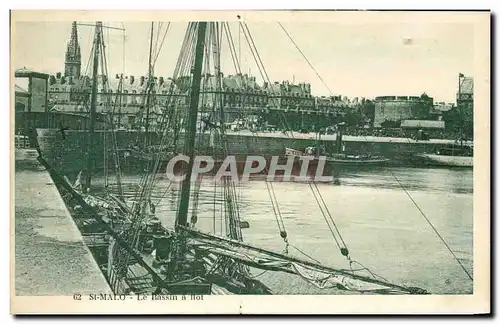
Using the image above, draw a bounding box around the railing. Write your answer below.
[82,232,109,247]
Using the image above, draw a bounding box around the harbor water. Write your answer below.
[92,166,473,295]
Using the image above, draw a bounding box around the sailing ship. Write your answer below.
[32,20,432,295]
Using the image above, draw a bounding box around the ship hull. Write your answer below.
[328,157,389,166]
[416,153,473,168]
[131,156,338,183]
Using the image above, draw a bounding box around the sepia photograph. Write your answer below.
[10,9,490,315]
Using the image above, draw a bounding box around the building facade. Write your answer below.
[373,95,433,128]
[457,76,473,124]
[42,21,368,131]
[64,21,82,79]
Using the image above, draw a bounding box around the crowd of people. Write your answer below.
[209,115,473,142]
[250,124,471,141]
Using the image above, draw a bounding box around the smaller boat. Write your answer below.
[416,143,473,168]
[327,153,390,166]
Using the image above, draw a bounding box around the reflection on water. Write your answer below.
[92,167,473,295]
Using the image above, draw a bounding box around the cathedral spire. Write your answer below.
[65,21,81,78]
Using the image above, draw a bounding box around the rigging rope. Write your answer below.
[265,20,354,261]
[389,168,473,281]
[98,30,124,200]
[271,23,423,289]
[213,21,354,273]
[153,22,171,67]
[111,23,200,279]
[121,22,126,72]
[274,23,455,282]
[308,181,343,252]
[218,22,293,253]
[131,22,196,211]
[222,22,300,253]
[278,22,333,97]
[230,22,345,260]
[289,243,322,264]
[240,23,293,135]
[349,117,473,283]
[311,181,349,254]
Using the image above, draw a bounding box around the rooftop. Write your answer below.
[460,77,474,95]
[15,84,28,93]
[15,67,50,79]
[401,119,445,129]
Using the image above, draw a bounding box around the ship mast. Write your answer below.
[85,21,102,191]
[457,73,464,146]
[144,22,154,147]
[175,22,207,230]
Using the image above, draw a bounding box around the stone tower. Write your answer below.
[64,21,81,78]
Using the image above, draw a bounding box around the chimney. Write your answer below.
[140,76,145,86]
[115,74,119,79]
[60,76,66,84]
[56,72,61,79]
[49,75,56,85]
[130,75,135,84]
[159,77,164,86]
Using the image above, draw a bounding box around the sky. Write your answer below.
[12,19,474,102]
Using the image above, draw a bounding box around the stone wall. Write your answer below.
[36,128,458,175]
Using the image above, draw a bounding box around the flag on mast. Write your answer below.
[459,73,465,78]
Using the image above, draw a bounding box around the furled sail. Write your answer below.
[186,227,429,295]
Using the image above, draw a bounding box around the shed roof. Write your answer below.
[401,119,445,129]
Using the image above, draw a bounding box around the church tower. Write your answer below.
[64,21,81,78]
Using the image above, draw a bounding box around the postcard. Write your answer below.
[10,9,490,315]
